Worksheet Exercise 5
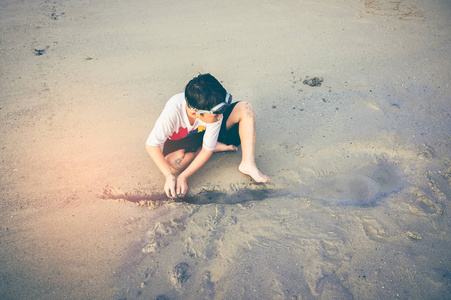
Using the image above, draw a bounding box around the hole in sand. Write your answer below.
[306,162,404,207]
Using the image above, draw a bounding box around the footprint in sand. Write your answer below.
[316,273,354,300]
[320,240,352,262]
[416,196,443,215]
[198,271,215,299]
[307,162,404,206]
[361,0,423,20]
[171,262,190,287]
[407,187,444,217]
[142,219,185,254]
[362,219,386,241]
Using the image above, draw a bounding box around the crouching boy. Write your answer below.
[146,73,269,199]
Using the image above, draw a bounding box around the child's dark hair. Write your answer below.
[185,74,227,110]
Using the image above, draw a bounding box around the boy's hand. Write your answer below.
[176,175,188,197]
[164,174,177,198]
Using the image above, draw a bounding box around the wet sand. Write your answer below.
[1,0,450,299]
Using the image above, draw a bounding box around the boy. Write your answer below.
[146,73,269,199]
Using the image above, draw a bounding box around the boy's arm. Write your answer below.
[146,144,177,198]
[176,147,213,196]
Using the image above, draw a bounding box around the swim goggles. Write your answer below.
[188,93,232,114]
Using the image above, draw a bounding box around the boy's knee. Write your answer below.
[166,151,185,171]
[237,101,252,108]
[237,101,255,118]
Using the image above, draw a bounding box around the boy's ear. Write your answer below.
[187,106,198,117]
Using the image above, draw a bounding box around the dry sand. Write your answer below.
[1,0,450,299]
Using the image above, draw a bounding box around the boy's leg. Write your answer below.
[214,143,238,152]
[165,143,236,174]
[225,102,270,182]
[165,148,200,175]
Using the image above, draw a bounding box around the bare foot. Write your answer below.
[238,163,270,183]
[214,142,238,153]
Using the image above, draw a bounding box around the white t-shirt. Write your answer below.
[146,93,222,151]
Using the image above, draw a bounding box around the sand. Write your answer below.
[1,0,450,299]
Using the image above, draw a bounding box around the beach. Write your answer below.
[0,0,450,299]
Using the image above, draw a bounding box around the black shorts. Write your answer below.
[163,102,241,157]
